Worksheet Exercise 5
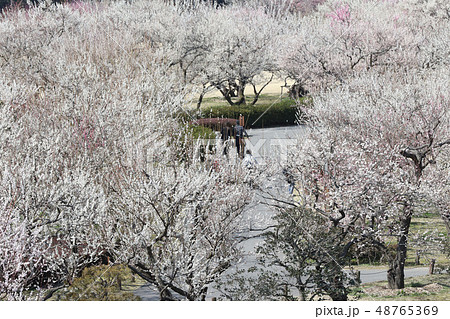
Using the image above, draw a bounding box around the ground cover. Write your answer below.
[353,274,450,301]
[48,265,145,301]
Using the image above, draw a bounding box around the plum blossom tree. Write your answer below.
[214,204,352,301]
[255,205,351,301]
[159,2,285,108]
[0,185,49,300]
[263,0,450,293]
[289,0,326,15]
[1,0,448,300]
[203,6,282,106]
[0,4,125,299]
[237,0,326,16]
[107,140,252,300]
[283,69,449,289]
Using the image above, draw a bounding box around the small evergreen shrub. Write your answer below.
[55,265,141,301]
[184,124,216,139]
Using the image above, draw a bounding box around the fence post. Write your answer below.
[429,259,436,275]
[415,251,420,265]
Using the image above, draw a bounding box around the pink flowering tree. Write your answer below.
[279,0,449,93]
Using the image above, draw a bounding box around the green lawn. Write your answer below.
[346,214,449,301]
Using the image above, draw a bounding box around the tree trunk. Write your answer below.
[216,80,246,106]
[296,277,306,301]
[298,290,306,301]
[415,251,420,265]
[197,92,205,111]
[328,276,348,301]
[288,82,309,100]
[387,212,412,289]
[236,82,246,105]
[158,287,174,300]
[429,259,436,275]
[216,85,235,106]
[330,292,348,301]
[320,267,348,301]
[251,74,274,105]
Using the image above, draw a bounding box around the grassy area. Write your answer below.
[181,92,315,129]
[352,274,450,301]
[407,214,449,266]
[344,214,450,301]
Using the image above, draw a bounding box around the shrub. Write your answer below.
[200,98,301,129]
[55,265,141,301]
[184,124,216,140]
[350,243,386,265]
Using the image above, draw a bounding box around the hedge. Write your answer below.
[183,124,216,139]
[200,98,300,129]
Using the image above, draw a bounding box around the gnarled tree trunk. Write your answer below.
[387,210,412,289]
[235,80,246,105]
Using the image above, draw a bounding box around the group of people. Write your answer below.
[220,120,248,156]
[219,120,295,193]
[220,120,256,169]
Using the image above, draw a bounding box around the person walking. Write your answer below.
[234,120,248,157]
[221,122,232,155]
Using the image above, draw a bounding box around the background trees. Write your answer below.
[279,0,450,94]
[267,0,449,292]
[160,2,285,108]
